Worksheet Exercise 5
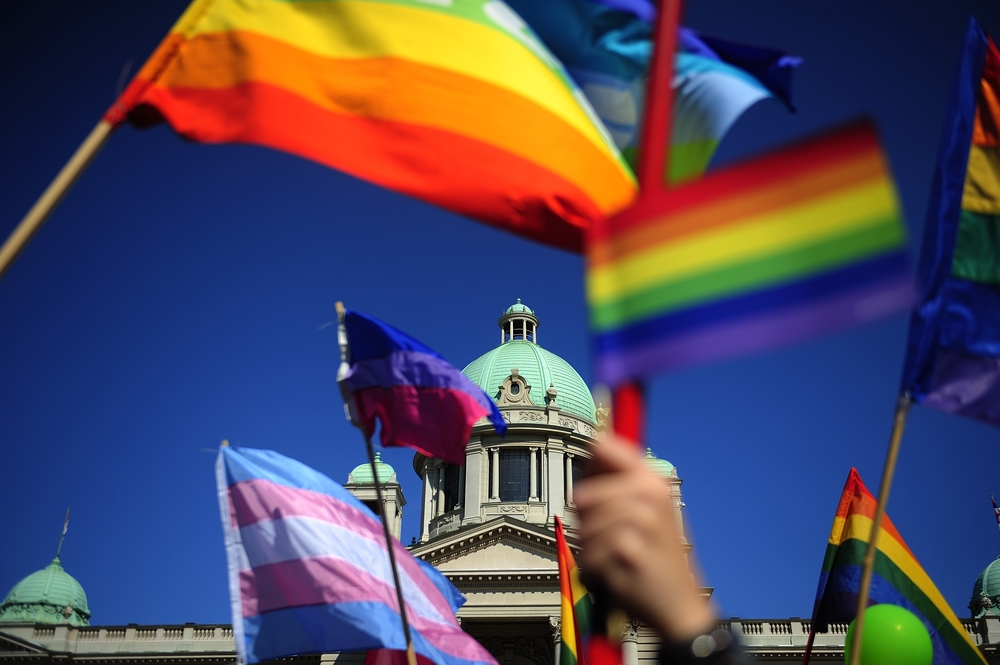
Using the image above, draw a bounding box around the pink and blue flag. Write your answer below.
[340,309,506,465]
[216,445,498,665]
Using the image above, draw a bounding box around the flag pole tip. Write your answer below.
[221,439,229,447]
[335,301,345,318]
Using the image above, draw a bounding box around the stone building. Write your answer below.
[3,301,1000,664]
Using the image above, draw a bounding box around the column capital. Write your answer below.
[621,619,641,643]
[548,616,561,643]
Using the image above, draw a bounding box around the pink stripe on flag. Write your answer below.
[241,557,478,660]
[230,479,454,621]
[354,386,487,465]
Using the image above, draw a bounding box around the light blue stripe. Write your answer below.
[223,447,370,513]
[240,516,448,624]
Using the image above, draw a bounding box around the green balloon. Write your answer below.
[845,604,933,665]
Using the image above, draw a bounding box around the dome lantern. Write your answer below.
[498,299,539,344]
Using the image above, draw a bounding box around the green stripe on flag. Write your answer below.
[591,218,905,331]
[953,209,1000,284]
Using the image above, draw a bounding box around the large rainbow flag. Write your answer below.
[587,121,912,385]
[807,468,987,665]
[555,517,591,665]
[901,18,1000,426]
[105,0,636,253]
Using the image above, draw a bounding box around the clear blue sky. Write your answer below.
[3,0,1000,629]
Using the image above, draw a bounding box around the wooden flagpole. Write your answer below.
[846,393,912,665]
[0,119,115,281]
[336,301,419,665]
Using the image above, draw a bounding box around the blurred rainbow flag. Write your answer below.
[900,18,1000,425]
[105,0,636,253]
[588,121,912,385]
[806,468,987,665]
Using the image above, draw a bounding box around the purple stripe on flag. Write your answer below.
[230,479,454,620]
[345,351,495,413]
[595,276,912,384]
[919,348,1000,425]
[240,558,472,659]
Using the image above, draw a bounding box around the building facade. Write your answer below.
[4,301,1000,664]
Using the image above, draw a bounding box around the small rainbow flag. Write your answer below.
[807,468,987,665]
[105,0,637,253]
[555,517,591,665]
[587,121,912,385]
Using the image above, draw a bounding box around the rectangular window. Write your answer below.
[500,449,530,502]
[443,464,461,511]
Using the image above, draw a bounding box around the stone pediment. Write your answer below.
[411,516,579,573]
[0,629,49,656]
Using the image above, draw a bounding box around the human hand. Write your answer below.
[574,435,716,642]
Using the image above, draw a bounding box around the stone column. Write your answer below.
[565,453,575,505]
[621,621,640,665]
[436,463,445,515]
[490,447,500,500]
[549,616,562,665]
[529,447,538,501]
[420,461,431,543]
[547,442,564,521]
[458,464,466,509]
[463,443,483,526]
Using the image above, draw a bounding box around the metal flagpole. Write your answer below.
[992,493,1000,534]
[846,393,912,665]
[55,507,71,559]
[336,301,419,665]
[0,120,115,281]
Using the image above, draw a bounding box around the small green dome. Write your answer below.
[0,558,90,626]
[349,453,396,484]
[643,449,676,478]
[970,555,1000,617]
[505,298,534,315]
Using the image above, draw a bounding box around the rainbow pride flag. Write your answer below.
[807,468,987,665]
[105,0,637,253]
[587,121,912,385]
[901,18,1000,425]
[555,516,591,665]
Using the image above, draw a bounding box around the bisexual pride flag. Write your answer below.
[340,309,505,465]
[901,18,1000,426]
[217,445,498,665]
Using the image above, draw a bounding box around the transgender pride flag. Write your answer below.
[216,445,498,665]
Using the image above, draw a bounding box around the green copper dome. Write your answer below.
[643,448,676,478]
[970,555,1000,617]
[349,453,396,484]
[464,300,596,422]
[0,558,90,626]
